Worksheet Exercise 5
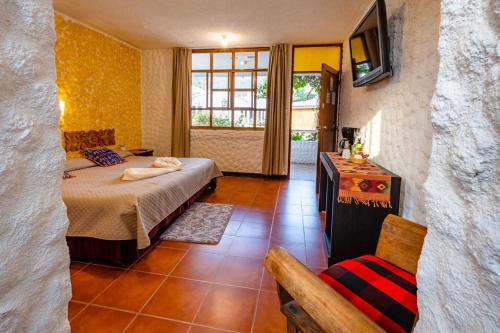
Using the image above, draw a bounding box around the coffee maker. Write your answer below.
[338,127,359,152]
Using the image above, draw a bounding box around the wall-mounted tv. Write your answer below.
[349,0,391,87]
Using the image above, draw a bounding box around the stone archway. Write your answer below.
[0,1,71,332]
[416,0,499,331]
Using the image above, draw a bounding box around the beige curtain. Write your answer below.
[262,44,291,175]
[171,48,192,157]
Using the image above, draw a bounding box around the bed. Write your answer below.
[62,129,222,265]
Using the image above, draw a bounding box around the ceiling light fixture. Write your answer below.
[221,34,229,47]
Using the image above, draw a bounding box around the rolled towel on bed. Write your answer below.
[122,167,178,181]
[122,157,183,180]
[153,157,183,169]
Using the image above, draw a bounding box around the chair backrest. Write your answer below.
[375,214,427,275]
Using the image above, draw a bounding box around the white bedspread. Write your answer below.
[62,156,221,249]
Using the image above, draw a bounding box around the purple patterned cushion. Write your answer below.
[81,148,125,167]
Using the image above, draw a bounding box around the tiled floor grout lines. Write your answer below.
[69,177,325,332]
[120,245,191,332]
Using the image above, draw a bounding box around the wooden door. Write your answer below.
[316,64,340,191]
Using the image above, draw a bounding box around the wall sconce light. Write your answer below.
[58,100,65,118]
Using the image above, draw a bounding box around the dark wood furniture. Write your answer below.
[66,178,217,266]
[129,148,154,156]
[264,215,427,333]
[319,152,401,266]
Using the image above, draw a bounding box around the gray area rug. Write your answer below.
[160,203,234,244]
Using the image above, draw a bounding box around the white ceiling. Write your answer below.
[53,0,373,49]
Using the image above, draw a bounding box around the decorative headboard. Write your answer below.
[64,129,116,152]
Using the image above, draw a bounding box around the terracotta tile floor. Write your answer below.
[69,176,327,333]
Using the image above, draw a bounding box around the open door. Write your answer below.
[316,64,340,191]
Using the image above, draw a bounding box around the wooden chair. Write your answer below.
[264,214,427,333]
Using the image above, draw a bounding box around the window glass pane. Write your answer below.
[234,72,252,89]
[258,51,270,69]
[212,110,231,127]
[234,91,252,108]
[256,110,266,128]
[235,52,255,69]
[213,91,230,108]
[192,53,210,70]
[213,52,232,70]
[191,109,210,126]
[256,72,267,109]
[234,110,254,128]
[212,72,229,89]
[191,72,208,108]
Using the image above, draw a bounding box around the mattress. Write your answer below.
[62,156,222,249]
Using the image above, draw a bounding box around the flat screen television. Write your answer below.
[349,0,391,87]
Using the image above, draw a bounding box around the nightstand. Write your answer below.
[129,148,154,157]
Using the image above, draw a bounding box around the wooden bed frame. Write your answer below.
[66,178,217,266]
[264,214,427,333]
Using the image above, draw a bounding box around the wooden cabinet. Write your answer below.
[319,152,401,266]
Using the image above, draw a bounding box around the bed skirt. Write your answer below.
[66,178,217,266]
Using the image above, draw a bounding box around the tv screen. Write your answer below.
[349,0,391,87]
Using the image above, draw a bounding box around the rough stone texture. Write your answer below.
[339,0,440,224]
[415,0,500,331]
[141,49,173,156]
[190,129,264,173]
[0,1,71,332]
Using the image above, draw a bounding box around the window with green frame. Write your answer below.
[191,48,270,129]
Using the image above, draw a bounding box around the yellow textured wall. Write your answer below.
[55,14,141,152]
[293,46,342,72]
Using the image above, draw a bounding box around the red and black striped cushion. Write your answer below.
[318,255,417,333]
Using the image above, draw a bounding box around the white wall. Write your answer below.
[416,0,500,331]
[141,50,266,173]
[339,0,440,224]
[191,129,264,173]
[141,49,173,156]
[0,1,71,332]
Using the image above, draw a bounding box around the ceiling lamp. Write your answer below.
[221,34,229,47]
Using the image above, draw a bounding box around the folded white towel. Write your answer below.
[122,157,183,180]
[122,167,178,181]
[152,157,183,169]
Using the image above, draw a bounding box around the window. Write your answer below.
[191,48,270,129]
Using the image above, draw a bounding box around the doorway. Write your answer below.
[289,45,342,183]
[290,72,321,181]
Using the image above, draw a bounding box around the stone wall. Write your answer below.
[190,129,264,173]
[339,0,440,224]
[415,0,500,331]
[0,1,71,332]
[141,49,173,156]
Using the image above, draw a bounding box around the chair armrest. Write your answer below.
[264,246,384,333]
